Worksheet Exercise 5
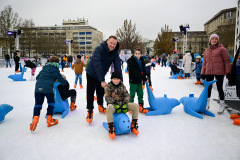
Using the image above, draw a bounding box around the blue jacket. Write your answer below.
[86,41,122,81]
[35,64,66,93]
[193,61,202,74]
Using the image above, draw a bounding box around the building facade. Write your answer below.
[172,31,208,55]
[32,18,103,56]
[204,7,236,36]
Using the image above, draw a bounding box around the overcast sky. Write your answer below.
[0,0,237,40]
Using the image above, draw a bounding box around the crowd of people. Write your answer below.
[3,34,240,139]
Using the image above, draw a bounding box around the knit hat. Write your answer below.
[111,71,121,79]
[209,34,219,43]
[196,56,201,59]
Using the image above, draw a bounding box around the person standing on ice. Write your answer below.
[23,58,37,80]
[86,35,122,124]
[127,49,148,113]
[183,50,192,78]
[201,34,232,114]
[14,50,20,72]
[105,71,139,139]
[29,56,67,132]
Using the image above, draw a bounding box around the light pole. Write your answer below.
[172,38,178,51]
[7,28,23,51]
[234,0,240,56]
[179,24,190,54]
[66,39,73,56]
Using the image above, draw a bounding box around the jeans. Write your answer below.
[33,92,55,116]
[5,60,11,67]
[75,74,82,85]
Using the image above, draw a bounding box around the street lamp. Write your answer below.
[7,28,23,51]
[66,39,73,56]
[179,24,190,54]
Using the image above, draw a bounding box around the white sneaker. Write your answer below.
[217,100,225,114]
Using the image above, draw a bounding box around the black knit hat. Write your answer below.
[111,71,121,79]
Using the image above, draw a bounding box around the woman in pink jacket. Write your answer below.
[201,34,232,114]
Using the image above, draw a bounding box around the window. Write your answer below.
[80,42,85,45]
[73,32,78,36]
[86,42,92,44]
[86,37,92,40]
[79,32,85,35]
[86,32,92,35]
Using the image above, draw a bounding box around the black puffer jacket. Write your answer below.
[127,55,147,84]
[25,60,37,69]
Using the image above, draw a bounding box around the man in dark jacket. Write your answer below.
[5,53,11,68]
[86,35,122,124]
[14,50,20,72]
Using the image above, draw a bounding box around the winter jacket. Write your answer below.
[193,61,202,74]
[105,81,130,106]
[57,81,70,100]
[170,54,179,64]
[127,55,147,84]
[162,53,167,61]
[14,53,20,63]
[183,52,192,73]
[5,54,10,60]
[35,64,66,93]
[71,59,86,74]
[229,48,240,86]
[201,44,232,75]
[86,41,122,82]
[67,56,73,63]
[25,60,37,69]
[170,63,181,75]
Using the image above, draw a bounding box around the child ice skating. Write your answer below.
[30,56,67,132]
[71,55,87,89]
[127,49,148,113]
[170,60,184,79]
[24,58,37,80]
[193,56,202,84]
[105,71,139,139]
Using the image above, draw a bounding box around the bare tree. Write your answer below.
[19,19,35,57]
[0,5,20,57]
[153,24,174,56]
[217,24,235,57]
[116,19,143,53]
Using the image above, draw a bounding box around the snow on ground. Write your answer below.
[0,63,239,160]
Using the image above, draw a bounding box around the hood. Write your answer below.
[74,59,82,64]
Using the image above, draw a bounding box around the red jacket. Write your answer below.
[201,44,232,75]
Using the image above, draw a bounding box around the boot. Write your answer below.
[217,100,225,114]
[139,103,148,113]
[47,115,58,127]
[74,84,77,89]
[15,70,20,73]
[30,116,39,132]
[108,122,115,139]
[29,75,35,81]
[150,86,153,91]
[70,101,77,111]
[131,119,139,136]
[195,80,201,85]
[230,113,240,119]
[94,96,97,101]
[61,70,64,72]
[142,85,145,90]
[233,119,240,125]
[206,98,210,110]
[86,109,93,124]
[98,105,106,113]
[80,85,83,89]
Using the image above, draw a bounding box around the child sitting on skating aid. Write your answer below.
[24,58,37,80]
[105,71,139,139]
[170,60,184,79]
[56,74,77,111]
[29,56,67,132]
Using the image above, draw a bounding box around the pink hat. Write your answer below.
[209,34,219,43]
[24,58,28,61]
[173,50,177,53]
